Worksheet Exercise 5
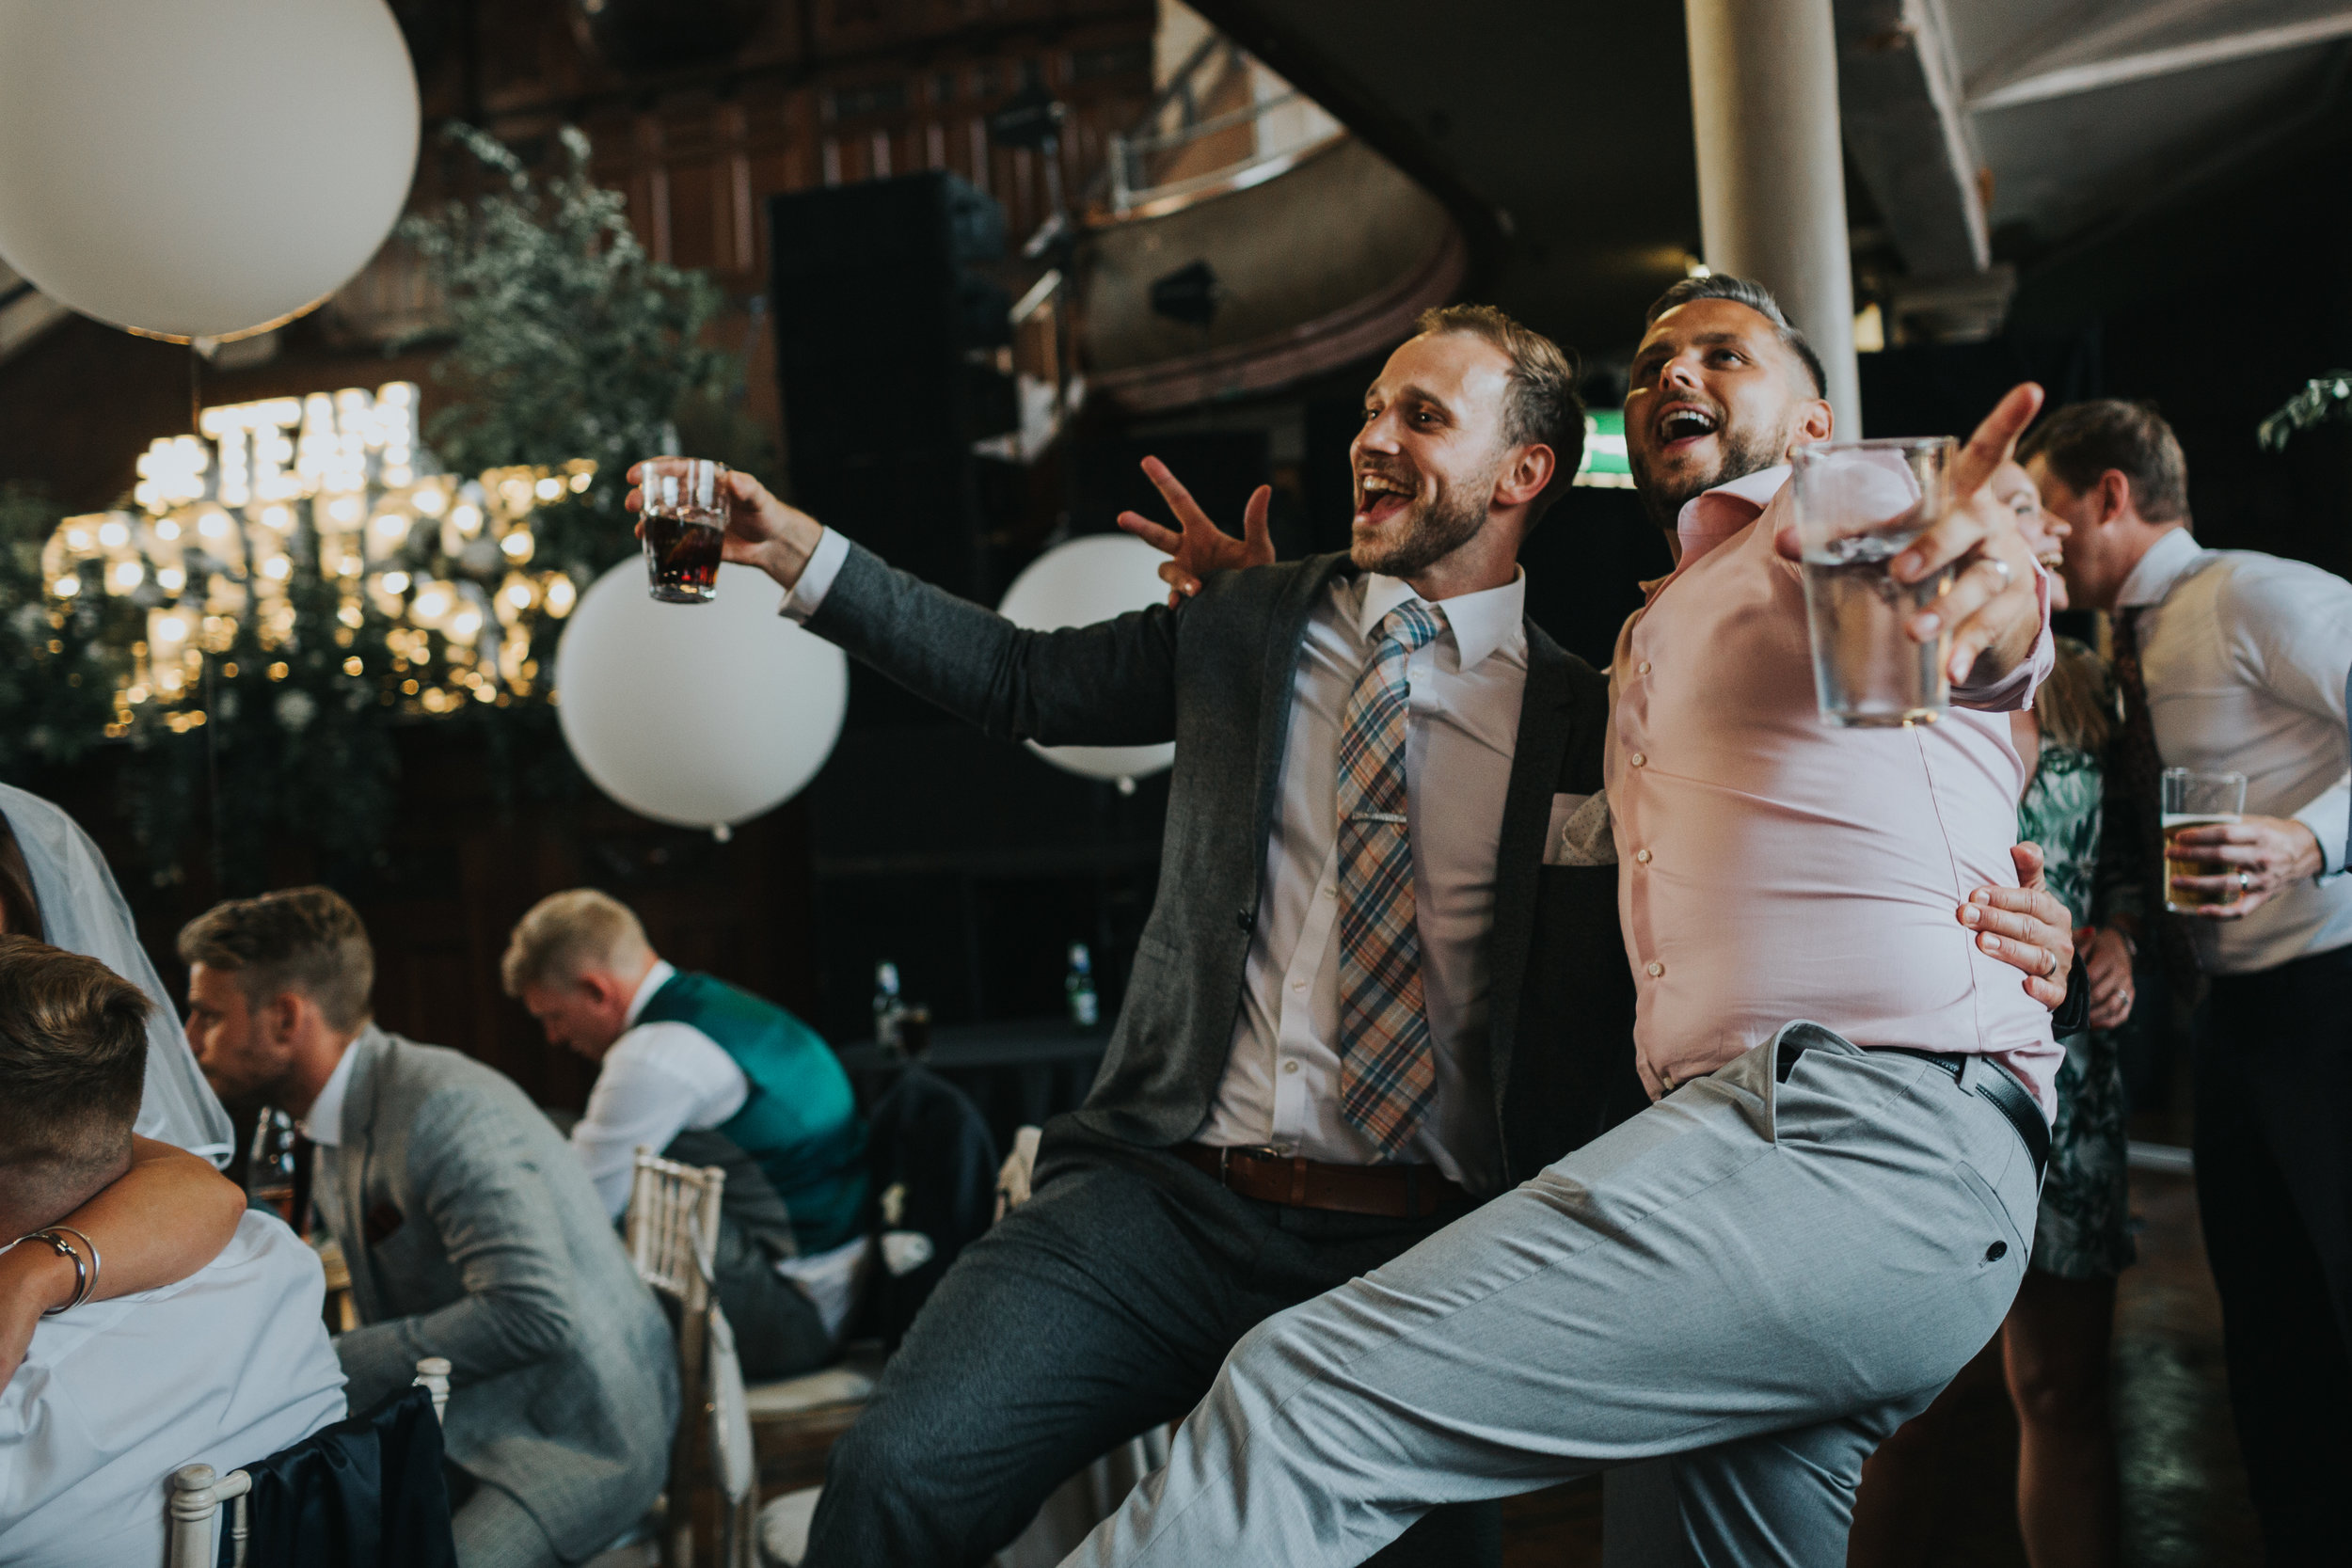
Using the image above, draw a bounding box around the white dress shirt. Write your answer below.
[296,1035,360,1146]
[787,531,1526,1191]
[0,1212,348,1568]
[2122,527,2352,974]
[570,960,869,1338]
[1202,571,1526,1194]
[571,960,749,1218]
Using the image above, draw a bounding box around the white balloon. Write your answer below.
[997,533,1176,784]
[0,0,419,341]
[556,562,849,832]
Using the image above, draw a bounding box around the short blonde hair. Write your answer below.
[501,889,650,996]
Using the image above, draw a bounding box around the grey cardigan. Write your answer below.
[320,1027,679,1560]
[809,542,1639,1188]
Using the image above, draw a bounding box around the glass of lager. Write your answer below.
[1791,436,1957,726]
[2162,767,2247,911]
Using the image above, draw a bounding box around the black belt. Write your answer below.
[1776,1040,2049,1180]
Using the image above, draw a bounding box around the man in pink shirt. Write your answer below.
[1067,277,2064,1567]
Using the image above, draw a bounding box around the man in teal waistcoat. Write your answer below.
[503,889,869,1378]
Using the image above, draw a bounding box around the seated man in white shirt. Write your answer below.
[0,936,345,1568]
[502,890,871,1376]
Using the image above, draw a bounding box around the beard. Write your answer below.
[1629,420,1788,531]
[1352,461,1496,579]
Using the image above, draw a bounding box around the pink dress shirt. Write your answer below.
[1608,467,2061,1117]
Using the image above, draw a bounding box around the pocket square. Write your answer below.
[1544,790,1615,867]
[363,1200,405,1247]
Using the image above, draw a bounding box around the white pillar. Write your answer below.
[1684,0,1862,437]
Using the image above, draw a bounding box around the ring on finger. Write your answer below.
[2238,868,2254,894]
[1979,556,2013,589]
[2039,949,2059,979]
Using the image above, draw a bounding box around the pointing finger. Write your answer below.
[1950,382,2044,499]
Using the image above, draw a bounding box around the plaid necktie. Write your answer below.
[1337,600,1445,1157]
[2111,607,2202,991]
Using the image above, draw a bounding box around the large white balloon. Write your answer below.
[556,562,849,834]
[997,533,1176,785]
[0,0,419,341]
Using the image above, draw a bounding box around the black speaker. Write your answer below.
[769,174,1013,600]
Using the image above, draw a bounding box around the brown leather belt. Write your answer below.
[1172,1142,1469,1219]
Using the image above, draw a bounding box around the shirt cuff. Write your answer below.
[1952,562,2054,713]
[2290,774,2351,879]
[778,527,850,624]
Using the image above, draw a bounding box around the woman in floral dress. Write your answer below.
[1851,462,2139,1566]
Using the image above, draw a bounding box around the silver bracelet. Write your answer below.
[47,1226,99,1309]
[22,1230,90,1315]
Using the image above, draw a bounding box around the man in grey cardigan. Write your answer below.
[185,886,678,1568]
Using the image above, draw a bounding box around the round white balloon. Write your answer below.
[997,533,1176,784]
[556,562,849,832]
[0,0,419,341]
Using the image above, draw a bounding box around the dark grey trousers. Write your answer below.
[801,1120,1502,1568]
[711,1210,836,1381]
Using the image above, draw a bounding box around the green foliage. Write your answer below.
[2258,372,2352,452]
[0,123,760,890]
[401,123,752,584]
[0,485,130,777]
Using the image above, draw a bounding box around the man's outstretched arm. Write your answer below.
[630,466,1183,749]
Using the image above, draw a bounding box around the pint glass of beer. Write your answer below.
[2162,767,2247,911]
[641,457,729,604]
[1790,436,1956,726]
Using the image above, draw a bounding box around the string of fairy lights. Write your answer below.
[40,382,588,736]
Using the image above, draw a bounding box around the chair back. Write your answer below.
[704,1305,758,1568]
[168,1358,452,1568]
[625,1146,728,1568]
[627,1147,725,1319]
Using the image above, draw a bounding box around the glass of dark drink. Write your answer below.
[641,457,730,604]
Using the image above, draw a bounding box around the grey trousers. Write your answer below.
[711,1212,835,1380]
[801,1121,1501,1568]
[450,1473,561,1568]
[1065,1023,2041,1567]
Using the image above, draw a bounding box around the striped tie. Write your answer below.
[1337,600,1445,1157]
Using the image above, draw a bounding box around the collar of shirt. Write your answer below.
[2115,525,2205,609]
[624,958,678,1029]
[1354,567,1526,669]
[296,1037,360,1147]
[1675,464,1790,570]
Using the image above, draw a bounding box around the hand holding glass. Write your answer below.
[2163,767,2248,911]
[641,457,728,604]
[1791,437,1956,726]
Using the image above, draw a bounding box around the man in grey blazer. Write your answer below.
[627,305,1635,1566]
[184,886,678,1568]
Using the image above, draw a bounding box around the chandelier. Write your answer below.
[40,382,587,736]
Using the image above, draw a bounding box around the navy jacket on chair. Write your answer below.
[227,1385,455,1568]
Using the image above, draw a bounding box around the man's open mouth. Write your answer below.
[1657,405,1720,450]
[1355,472,1414,526]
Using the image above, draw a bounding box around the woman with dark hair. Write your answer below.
[0,809,41,939]
[1850,463,2139,1567]
[0,784,233,1163]
[0,789,252,1390]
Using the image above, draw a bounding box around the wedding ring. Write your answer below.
[2239,868,2254,894]
[1982,556,2013,589]
[2041,949,2060,979]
